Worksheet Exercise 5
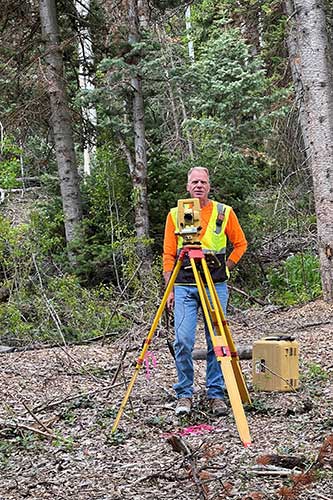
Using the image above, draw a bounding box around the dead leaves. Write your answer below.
[277,434,333,499]
[317,434,333,467]
[241,493,264,500]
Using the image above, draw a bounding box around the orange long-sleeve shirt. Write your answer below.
[163,200,247,272]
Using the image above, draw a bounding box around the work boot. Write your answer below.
[175,398,192,416]
[209,398,228,417]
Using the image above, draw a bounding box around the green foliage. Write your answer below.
[0,440,13,467]
[0,0,325,350]
[245,398,270,415]
[306,363,329,382]
[194,0,288,82]
[148,151,188,246]
[46,275,124,339]
[0,302,34,340]
[266,253,322,305]
[28,145,143,286]
[145,18,287,232]
[145,415,168,429]
[0,138,162,345]
[0,136,22,189]
[71,145,134,283]
[14,432,39,451]
[0,216,32,285]
[51,433,75,451]
[106,430,126,446]
[95,407,117,430]
[184,27,287,153]
[0,272,129,344]
[0,433,43,468]
[30,198,65,257]
[86,5,289,245]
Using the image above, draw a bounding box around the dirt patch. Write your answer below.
[0,299,333,499]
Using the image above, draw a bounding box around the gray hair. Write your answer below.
[187,167,210,181]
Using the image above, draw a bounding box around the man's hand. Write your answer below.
[226,258,236,271]
[167,290,174,311]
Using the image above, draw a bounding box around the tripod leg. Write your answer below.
[202,260,251,405]
[111,259,182,433]
[190,258,251,447]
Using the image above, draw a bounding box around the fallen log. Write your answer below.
[192,345,252,360]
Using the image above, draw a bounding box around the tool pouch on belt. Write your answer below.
[205,253,228,283]
[205,252,221,271]
[175,252,228,284]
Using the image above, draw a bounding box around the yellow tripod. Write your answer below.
[112,244,252,446]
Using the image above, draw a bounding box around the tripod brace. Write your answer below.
[112,243,252,446]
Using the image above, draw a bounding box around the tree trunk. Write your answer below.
[284,0,310,153]
[285,0,333,301]
[127,0,151,266]
[75,0,97,177]
[185,5,194,62]
[39,0,82,251]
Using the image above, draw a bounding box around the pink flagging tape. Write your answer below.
[144,351,157,379]
[162,424,221,439]
[179,424,218,436]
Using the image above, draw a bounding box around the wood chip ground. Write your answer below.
[0,299,333,499]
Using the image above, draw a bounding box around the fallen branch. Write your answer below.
[0,186,42,204]
[229,284,268,306]
[22,401,58,437]
[313,493,333,500]
[0,420,57,440]
[167,435,209,499]
[32,381,123,413]
[249,465,294,477]
[106,349,128,397]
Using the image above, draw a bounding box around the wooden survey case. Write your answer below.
[252,336,299,392]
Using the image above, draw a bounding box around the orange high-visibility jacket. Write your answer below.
[163,200,247,283]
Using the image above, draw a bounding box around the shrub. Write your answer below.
[0,136,22,189]
[0,273,131,345]
[266,253,322,305]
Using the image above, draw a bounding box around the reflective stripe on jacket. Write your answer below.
[170,201,231,284]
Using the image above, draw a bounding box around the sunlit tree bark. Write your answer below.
[75,0,97,176]
[285,0,333,301]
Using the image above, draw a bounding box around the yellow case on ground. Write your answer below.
[252,336,299,392]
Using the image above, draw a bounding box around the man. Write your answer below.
[163,167,247,417]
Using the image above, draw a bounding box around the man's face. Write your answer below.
[187,169,210,203]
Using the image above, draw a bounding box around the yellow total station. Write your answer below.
[176,198,201,244]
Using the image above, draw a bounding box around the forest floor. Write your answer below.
[0,299,333,500]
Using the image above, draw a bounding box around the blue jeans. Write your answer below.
[173,282,228,399]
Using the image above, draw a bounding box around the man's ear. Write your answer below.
[186,182,190,193]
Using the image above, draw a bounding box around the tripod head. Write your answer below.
[176,198,202,244]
